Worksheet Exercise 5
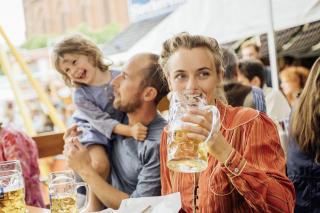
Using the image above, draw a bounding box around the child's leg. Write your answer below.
[86,144,110,211]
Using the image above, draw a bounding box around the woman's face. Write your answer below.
[166,47,221,104]
[280,76,300,96]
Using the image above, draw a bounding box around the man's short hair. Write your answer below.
[140,54,169,104]
[222,47,238,81]
[240,41,260,53]
[238,59,265,87]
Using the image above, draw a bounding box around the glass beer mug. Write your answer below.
[49,171,89,213]
[0,160,26,213]
[167,90,220,173]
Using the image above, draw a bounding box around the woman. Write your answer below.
[159,33,295,213]
[286,58,320,213]
[0,122,44,207]
[280,66,309,107]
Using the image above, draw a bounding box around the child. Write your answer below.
[52,35,147,211]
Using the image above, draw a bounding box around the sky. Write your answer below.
[0,0,26,46]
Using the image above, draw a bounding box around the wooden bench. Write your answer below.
[32,132,64,158]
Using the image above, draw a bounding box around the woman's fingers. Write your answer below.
[181,113,211,131]
[185,132,207,143]
[181,122,209,137]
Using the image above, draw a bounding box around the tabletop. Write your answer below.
[27,206,50,213]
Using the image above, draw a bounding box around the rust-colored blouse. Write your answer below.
[160,101,295,213]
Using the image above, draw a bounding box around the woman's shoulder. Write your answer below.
[219,102,262,130]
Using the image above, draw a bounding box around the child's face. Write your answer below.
[59,53,98,85]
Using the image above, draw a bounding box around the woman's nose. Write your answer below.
[185,76,199,90]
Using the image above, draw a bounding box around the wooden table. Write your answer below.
[27,206,50,213]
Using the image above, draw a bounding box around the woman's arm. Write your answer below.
[181,109,295,212]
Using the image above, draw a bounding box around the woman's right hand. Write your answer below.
[180,108,233,163]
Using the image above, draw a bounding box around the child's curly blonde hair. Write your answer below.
[52,35,109,87]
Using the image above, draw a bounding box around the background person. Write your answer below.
[286,58,320,213]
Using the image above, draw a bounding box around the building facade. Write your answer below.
[23,0,129,38]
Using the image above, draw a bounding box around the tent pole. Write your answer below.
[0,25,66,131]
[266,0,279,90]
[0,48,37,136]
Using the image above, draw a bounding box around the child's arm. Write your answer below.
[113,123,148,141]
[74,89,120,140]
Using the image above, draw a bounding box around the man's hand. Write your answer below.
[63,137,92,176]
[130,123,148,141]
[63,124,82,142]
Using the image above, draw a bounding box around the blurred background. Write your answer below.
[1,0,320,134]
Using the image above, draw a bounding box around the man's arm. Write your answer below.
[79,167,129,209]
[64,138,129,209]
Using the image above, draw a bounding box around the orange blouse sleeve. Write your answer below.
[221,113,295,212]
[160,130,172,195]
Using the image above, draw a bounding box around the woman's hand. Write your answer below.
[180,107,233,163]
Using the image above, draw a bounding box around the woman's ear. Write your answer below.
[143,87,158,102]
[217,69,224,84]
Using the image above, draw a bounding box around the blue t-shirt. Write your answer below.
[110,113,167,197]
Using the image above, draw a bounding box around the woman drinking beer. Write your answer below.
[159,32,295,213]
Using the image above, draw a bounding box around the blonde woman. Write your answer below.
[159,33,295,213]
[286,58,320,212]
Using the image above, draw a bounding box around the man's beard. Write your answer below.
[113,91,142,113]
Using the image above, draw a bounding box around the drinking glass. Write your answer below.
[49,170,88,213]
[167,90,220,173]
[0,160,26,213]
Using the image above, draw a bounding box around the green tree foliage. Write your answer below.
[21,35,50,50]
[75,23,120,44]
[21,23,120,50]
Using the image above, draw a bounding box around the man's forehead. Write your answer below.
[125,54,150,75]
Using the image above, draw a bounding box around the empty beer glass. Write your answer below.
[167,90,220,173]
[0,160,26,213]
[49,171,89,213]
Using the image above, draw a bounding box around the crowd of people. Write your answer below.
[1,32,319,212]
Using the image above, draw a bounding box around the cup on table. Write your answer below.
[49,170,88,213]
[0,160,26,213]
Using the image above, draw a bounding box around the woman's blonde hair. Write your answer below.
[52,34,110,87]
[159,32,227,103]
[290,58,320,163]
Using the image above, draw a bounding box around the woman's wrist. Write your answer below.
[207,133,233,163]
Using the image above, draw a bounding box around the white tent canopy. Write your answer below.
[121,0,320,58]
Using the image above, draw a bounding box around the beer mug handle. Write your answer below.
[203,105,220,144]
[76,182,89,213]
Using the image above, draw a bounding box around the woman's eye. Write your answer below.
[199,71,210,77]
[72,60,77,65]
[174,74,185,79]
[65,68,70,73]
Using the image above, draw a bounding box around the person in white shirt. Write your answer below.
[237,59,291,153]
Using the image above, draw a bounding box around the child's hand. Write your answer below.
[130,123,148,141]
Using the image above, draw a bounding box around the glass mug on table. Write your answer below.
[49,170,89,213]
[0,160,26,213]
[167,90,220,173]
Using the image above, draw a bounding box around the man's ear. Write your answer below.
[250,76,262,88]
[143,87,158,102]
